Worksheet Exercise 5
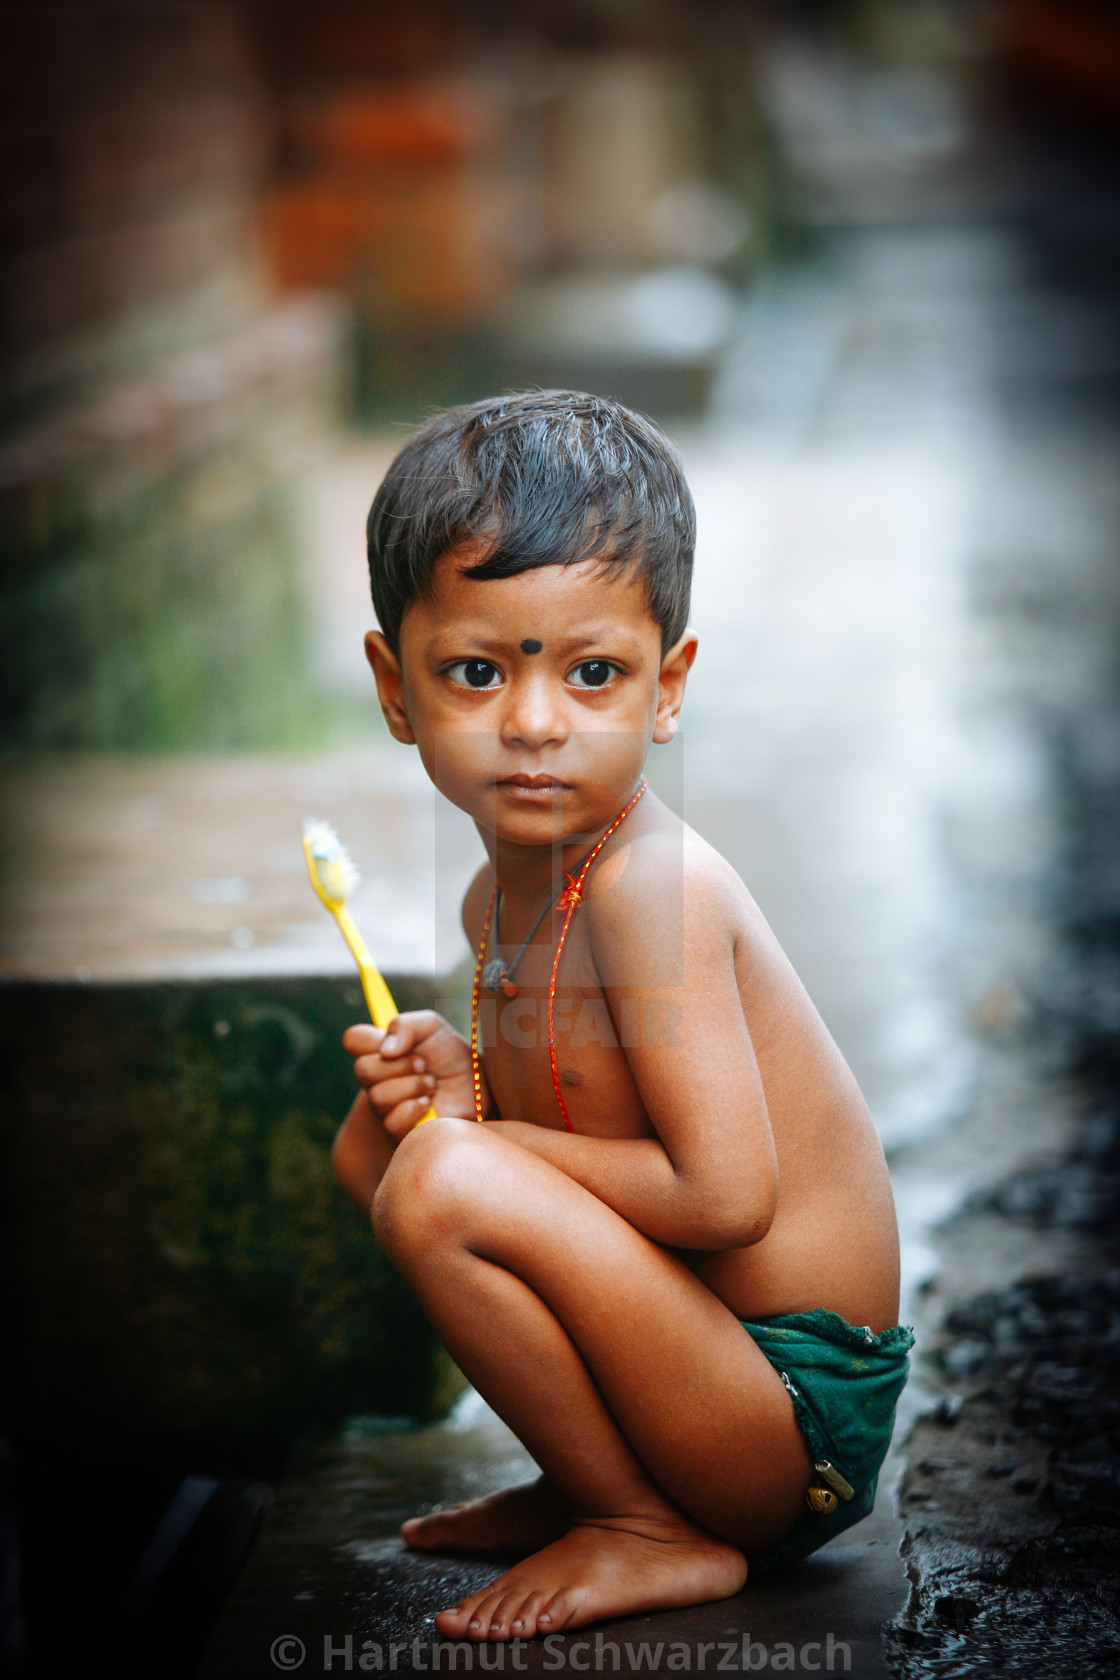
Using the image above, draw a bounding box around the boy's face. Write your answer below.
[366,547,696,846]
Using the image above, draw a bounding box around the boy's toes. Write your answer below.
[400,1505,460,1547]
[508,1591,549,1637]
[436,1587,508,1640]
[433,1596,478,1637]
[485,1588,536,1640]
[433,1592,483,1632]
[467,1599,509,1640]
[536,1588,578,1631]
[474,1594,509,1638]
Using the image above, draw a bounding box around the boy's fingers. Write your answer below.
[343,1023,385,1054]
[367,1075,435,1115]
[354,1054,432,1088]
[379,1014,416,1057]
[354,1055,429,1081]
[352,1053,387,1085]
[383,1096,433,1139]
[353,1052,396,1085]
[380,1010,448,1057]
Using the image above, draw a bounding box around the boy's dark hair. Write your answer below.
[366,390,695,653]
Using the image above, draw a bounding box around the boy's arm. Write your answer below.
[331,1088,396,1215]
[487,847,779,1252]
[333,861,498,1217]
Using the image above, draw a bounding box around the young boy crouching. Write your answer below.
[331,391,912,1643]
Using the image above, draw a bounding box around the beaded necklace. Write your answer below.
[469,778,648,1131]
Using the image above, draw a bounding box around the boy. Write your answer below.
[331,391,911,1644]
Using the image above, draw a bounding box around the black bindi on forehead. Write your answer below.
[520,638,543,655]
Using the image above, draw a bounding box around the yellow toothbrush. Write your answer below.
[302,818,436,1122]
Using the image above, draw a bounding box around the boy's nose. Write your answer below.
[499,675,569,749]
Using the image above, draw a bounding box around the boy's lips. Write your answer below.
[495,774,569,800]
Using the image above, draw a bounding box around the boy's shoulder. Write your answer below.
[589,805,733,891]
[584,805,748,959]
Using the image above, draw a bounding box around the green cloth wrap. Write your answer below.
[739,1307,915,1570]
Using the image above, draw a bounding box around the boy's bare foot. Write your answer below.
[401,1477,568,1554]
[433,1513,747,1642]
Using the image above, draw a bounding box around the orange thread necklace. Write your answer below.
[469,778,647,1131]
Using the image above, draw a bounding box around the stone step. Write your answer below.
[0,747,483,983]
[2,745,483,1449]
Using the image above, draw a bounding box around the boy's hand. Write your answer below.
[342,1011,483,1138]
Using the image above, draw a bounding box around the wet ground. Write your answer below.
[198,1394,907,1679]
[882,666,1120,1679]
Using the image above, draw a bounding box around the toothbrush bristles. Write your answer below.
[303,817,360,903]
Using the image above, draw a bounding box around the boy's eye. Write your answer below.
[445,659,503,689]
[567,659,617,689]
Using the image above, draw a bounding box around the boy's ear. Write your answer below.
[364,631,416,744]
[653,629,698,744]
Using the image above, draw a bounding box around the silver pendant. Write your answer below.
[483,958,507,992]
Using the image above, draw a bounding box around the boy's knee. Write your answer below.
[372,1117,484,1255]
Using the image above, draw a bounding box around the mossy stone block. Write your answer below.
[1,975,461,1459]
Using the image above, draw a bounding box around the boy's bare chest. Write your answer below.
[476,921,649,1136]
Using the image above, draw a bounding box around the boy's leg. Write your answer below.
[373,1119,814,1641]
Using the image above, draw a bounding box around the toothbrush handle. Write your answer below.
[334,906,437,1125]
[356,960,400,1034]
[332,905,397,1027]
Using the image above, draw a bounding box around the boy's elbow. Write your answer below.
[684,1169,777,1250]
[732,1202,776,1247]
[689,1206,773,1251]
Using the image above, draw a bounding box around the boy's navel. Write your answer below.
[560,1067,584,1087]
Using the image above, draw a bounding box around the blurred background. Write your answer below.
[1,0,1118,756]
[1,0,1113,764]
[2,1,1120,1676]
